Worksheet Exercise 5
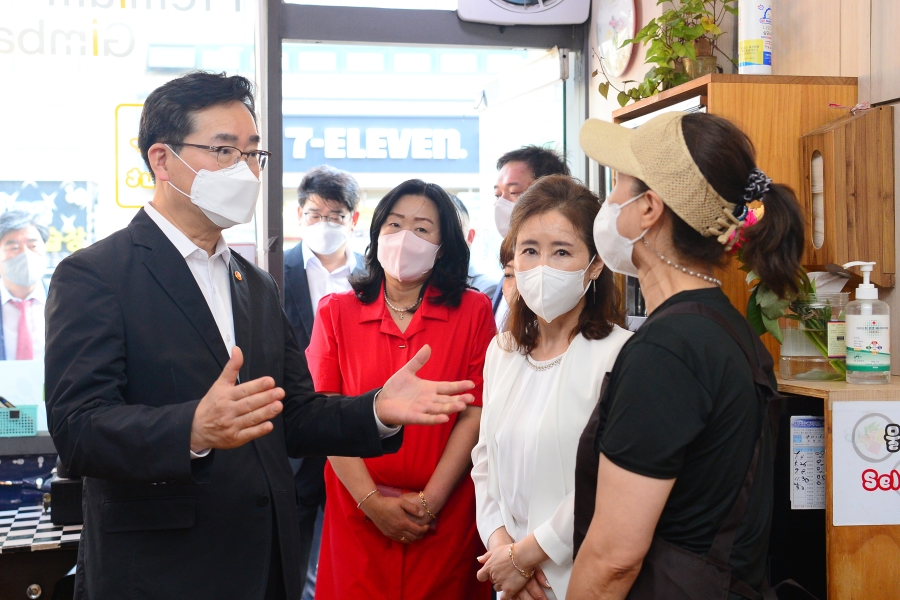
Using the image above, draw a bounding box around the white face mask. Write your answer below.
[301,221,350,256]
[0,249,46,287]
[593,193,648,278]
[515,256,596,323]
[166,145,261,229]
[494,196,515,238]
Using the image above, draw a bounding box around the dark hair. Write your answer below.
[449,194,471,231]
[298,165,361,213]
[634,114,805,298]
[138,71,257,180]
[501,175,622,354]
[496,145,571,179]
[0,210,49,244]
[499,235,513,268]
[351,179,470,308]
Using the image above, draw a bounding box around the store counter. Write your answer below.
[778,377,900,600]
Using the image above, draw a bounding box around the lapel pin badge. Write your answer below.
[234,271,243,281]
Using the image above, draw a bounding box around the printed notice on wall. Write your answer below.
[832,401,900,526]
[790,416,825,510]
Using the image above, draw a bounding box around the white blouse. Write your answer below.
[473,328,633,600]
[495,352,565,540]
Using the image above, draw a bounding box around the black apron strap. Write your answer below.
[647,302,783,573]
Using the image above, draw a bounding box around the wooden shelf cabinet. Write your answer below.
[612,75,859,361]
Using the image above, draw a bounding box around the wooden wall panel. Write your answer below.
[706,81,858,361]
[870,1,900,103]
[839,0,860,77]
[772,0,843,76]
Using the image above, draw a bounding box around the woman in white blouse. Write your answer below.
[472,175,632,600]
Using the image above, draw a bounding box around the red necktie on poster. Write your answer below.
[10,298,34,360]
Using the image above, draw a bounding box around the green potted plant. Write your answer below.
[595,0,737,107]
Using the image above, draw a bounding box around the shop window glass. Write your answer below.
[0,0,260,431]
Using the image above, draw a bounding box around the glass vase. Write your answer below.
[779,293,850,381]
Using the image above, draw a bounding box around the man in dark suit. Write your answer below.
[45,72,474,600]
[283,166,365,598]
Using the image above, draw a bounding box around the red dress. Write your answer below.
[306,284,495,600]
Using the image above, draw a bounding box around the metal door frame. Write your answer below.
[260,1,592,289]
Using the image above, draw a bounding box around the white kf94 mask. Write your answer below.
[301,221,350,256]
[515,256,596,323]
[167,145,261,229]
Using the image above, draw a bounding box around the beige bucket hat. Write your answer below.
[579,111,741,247]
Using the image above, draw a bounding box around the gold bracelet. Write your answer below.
[357,489,378,510]
[509,543,534,579]
[418,491,437,520]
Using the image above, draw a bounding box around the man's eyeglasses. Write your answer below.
[303,212,349,225]
[166,142,272,171]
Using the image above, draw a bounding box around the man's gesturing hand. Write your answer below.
[190,347,285,452]
[375,345,475,427]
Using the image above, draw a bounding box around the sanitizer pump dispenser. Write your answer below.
[844,261,891,384]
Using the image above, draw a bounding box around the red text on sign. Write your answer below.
[862,469,900,491]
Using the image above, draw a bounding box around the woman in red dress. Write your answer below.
[307,179,495,600]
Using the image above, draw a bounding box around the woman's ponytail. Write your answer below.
[679,113,806,299]
[740,184,805,298]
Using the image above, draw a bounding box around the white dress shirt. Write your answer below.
[1,278,47,361]
[145,204,397,448]
[301,241,356,313]
[145,204,235,352]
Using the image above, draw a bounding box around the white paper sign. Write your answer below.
[0,360,47,432]
[790,416,825,510]
[832,400,900,525]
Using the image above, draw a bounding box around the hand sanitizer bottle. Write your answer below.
[844,261,891,384]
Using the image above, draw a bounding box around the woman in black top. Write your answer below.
[569,111,804,599]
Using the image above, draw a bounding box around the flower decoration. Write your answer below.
[727,204,763,253]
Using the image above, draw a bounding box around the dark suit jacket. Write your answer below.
[45,209,401,600]
[283,241,365,353]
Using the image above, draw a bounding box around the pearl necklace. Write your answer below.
[642,239,722,286]
[384,292,423,320]
[524,354,564,371]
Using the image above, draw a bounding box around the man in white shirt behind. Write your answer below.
[282,165,364,600]
[0,211,49,362]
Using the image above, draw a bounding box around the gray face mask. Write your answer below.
[1,250,46,287]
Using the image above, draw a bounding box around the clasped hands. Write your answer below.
[477,530,552,600]
[190,345,474,452]
[360,491,436,545]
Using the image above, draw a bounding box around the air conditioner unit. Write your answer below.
[457,0,591,26]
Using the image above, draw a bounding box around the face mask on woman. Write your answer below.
[515,256,596,323]
[593,193,648,278]
[166,145,261,229]
[494,197,515,238]
[301,221,350,256]
[377,230,440,282]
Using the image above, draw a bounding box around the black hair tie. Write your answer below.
[743,168,772,203]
